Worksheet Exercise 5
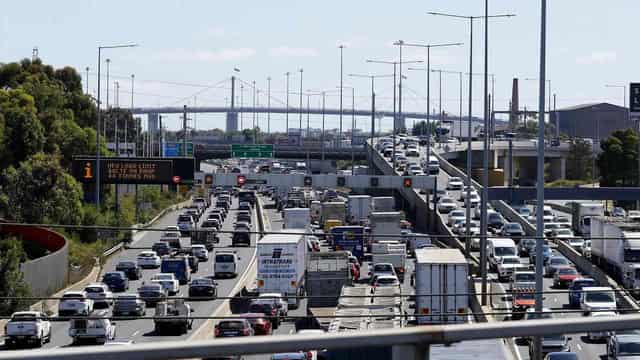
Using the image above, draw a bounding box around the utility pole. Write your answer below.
[299,69,304,139]
[240,84,244,130]
[105,58,111,139]
[86,67,90,95]
[322,92,326,161]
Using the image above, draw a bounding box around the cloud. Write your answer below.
[157,48,256,63]
[268,46,319,58]
[576,51,617,65]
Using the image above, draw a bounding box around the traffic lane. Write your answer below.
[41,208,185,348]
[42,197,258,348]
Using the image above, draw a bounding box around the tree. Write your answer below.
[0,237,30,315]
[598,129,639,187]
[0,153,84,225]
[566,138,593,180]
[0,88,45,167]
[412,121,434,136]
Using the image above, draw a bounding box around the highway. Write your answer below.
[22,194,260,349]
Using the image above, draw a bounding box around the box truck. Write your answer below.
[572,202,605,236]
[305,251,352,308]
[322,201,346,224]
[371,197,395,212]
[415,248,468,324]
[283,208,310,230]
[369,212,402,244]
[590,217,640,292]
[347,195,372,224]
[256,230,307,308]
[331,226,365,261]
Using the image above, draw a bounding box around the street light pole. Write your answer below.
[267,76,271,134]
[429,9,515,304]
[285,72,290,135]
[299,68,304,141]
[350,73,394,174]
[240,84,244,130]
[86,67,90,95]
[95,43,138,207]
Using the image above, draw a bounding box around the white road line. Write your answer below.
[289,329,294,335]
[576,343,583,351]
[132,330,140,337]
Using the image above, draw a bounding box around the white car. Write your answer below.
[468,193,481,207]
[4,311,51,348]
[137,251,161,268]
[459,188,479,202]
[151,273,180,295]
[437,197,458,213]
[371,275,401,290]
[581,286,617,315]
[58,291,94,316]
[405,148,420,157]
[496,256,522,281]
[69,316,116,345]
[83,283,113,308]
[447,209,466,227]
[214,251,240,278]
[447,177,464,190]
[190,244,209,261]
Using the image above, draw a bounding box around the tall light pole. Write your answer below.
[605,84,627,107]
[240,84,244,130]
[401,42,463,160]
[367,59,423,170]
[285,72,290,135]
[339,44,346,146]
[267,76,271,134]
[429,9,515,303]
[349,73,394,173]
[252,80,256,143]
[95,43,138,207]
[105,58,111,139]
[338,85,356,174]
[299,68,304,140]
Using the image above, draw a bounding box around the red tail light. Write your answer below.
[242,328,251,336]
[214,327,220,337]
[271,309,278,316]
[307,351,314,359]
[398,267,405,273]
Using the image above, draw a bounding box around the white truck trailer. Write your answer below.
[572,202,605,236]
[283,208,311,230]
[369,211,402,244]
[591,217,640,292]
[415,248,468,324]
[257,230,307,308]
[347,195,372,225]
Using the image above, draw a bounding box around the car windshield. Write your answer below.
[557,230,572,235]
[192,279,213,285]
[164,232,179,237]
[117,261,134,268]
[178,215,192,222]
[505,223,522,231]
[619,342,640,355]
[498,257,518,265]
[219,321,246,330]
[586,292,614,303]
[558,268,577,275]
[85,287,104,293]
[62,293,84,299]
[374,264,393,272]
[139,252,155,258]
[216,254,235,262]
[495,247,516,256]
[550,258,569,265]
[103,273,122,280]
[11,314,37,321]
[515,273,535,282]
[376,277,398,285]
[249,303,274,313]
[572,280,595,290]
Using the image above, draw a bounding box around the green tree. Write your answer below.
[598,129,639,187]
[0,153,84,224]
[0,237,30,315]
[566,138,594,180]
[0,88,45,167]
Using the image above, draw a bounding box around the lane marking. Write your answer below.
[576,343,582,351]
[132,330,140,337]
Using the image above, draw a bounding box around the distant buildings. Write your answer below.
[551,102,631,144]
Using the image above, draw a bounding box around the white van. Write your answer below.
[426,156,440,175]
[487,238,517,270]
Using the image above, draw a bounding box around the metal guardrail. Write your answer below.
[4,315,640,360]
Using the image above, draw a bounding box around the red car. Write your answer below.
[553,266,579,288]
[241,313,273,335]
[214,319,254,337]
[350,263,360,281]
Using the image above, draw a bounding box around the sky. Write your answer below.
[0,0,634,132]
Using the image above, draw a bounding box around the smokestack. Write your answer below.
[510,78,519,129]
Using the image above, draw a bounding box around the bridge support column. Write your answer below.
[548,157,566,181]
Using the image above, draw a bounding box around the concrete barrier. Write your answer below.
[556,241,640,312]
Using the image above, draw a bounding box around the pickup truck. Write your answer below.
[4,311,51,348]
[68,316,116,344]
[154,299,193,334]
[58,291,94,316]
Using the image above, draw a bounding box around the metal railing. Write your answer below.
[3,315,640,360]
